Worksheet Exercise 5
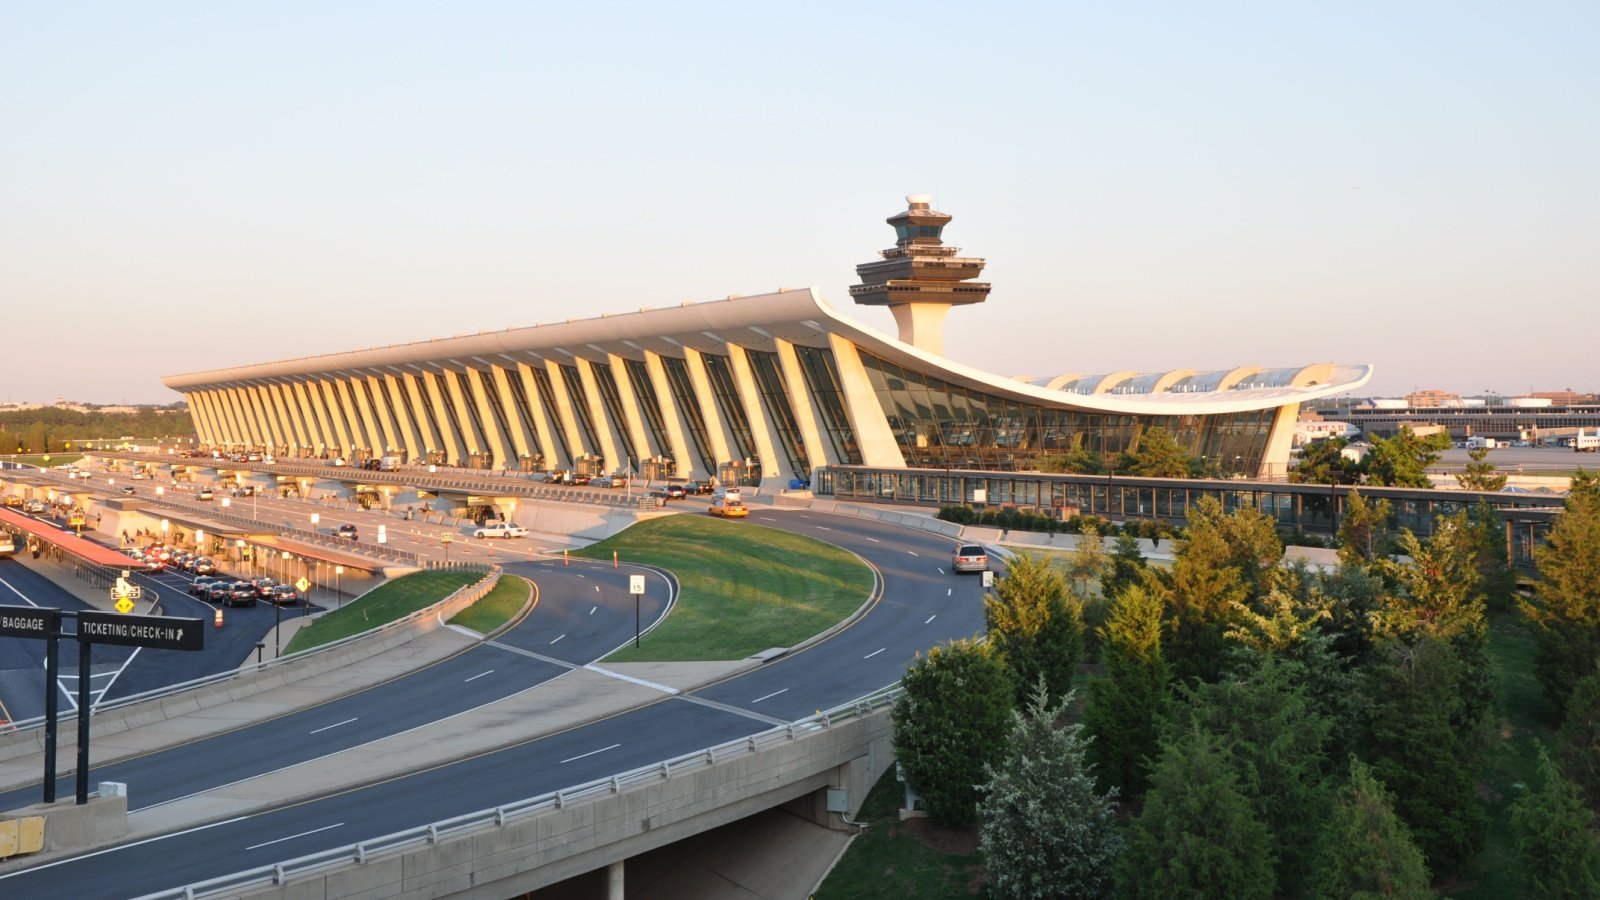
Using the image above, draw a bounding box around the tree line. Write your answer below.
[0,405,190,454]
[891,480,1600,898]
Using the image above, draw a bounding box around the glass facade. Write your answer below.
[592,363,640,470]
[793,345,862,465]
[452,371,492,462]
[660,355,717,475]
[503,368,544,460]
[476,369,516,463]
[700,353,762,473]
[858,352,1275,475]
[746,350,808,477]
[559,364,601,460]
[529,366,573,464]
[408,374,445,454]
[624,357,673,469]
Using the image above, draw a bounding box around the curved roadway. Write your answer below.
[0,508,990,897]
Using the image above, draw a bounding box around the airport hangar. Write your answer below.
[161,196,1372,488]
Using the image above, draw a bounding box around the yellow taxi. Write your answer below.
[708,498,749,518]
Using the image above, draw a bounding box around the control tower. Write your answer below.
[849,194,990,356]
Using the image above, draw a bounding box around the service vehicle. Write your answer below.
[0,533,15,559]
[196,487,214,500]
[473,521,529,539]
[378,456,401,471]
[952,544,989,574]
[1575,429,1600,453]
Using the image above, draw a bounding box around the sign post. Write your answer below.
[0,606,61,803]
[628,574,645,648]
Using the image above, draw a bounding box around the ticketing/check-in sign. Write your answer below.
[77,611,204,651]
[629,575,645,595]
[0,605,59,639]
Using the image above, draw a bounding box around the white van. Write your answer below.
[0,533,16,559]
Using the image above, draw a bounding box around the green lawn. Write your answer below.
[576,515,874,662]
[447,575,532,634]
[814,765,986,900]
[7,454,85,468]
[284,570,482,654]
[1450,611,1553,899]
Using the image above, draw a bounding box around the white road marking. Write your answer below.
[550,634,566,644]
[947,588,952,596]
[907,550,919,557]
[0,817,250,879]
[815,525,832,531]
[589,606,597,615]
[750,688,788,703]
[245,822,344,850]
[464,670,495,682]
[309,717,358,735]
[864,648,885,659]
[594,585,600,592]
[866,537,880,543]
[575,574,586,579]
[583,664,680,694]
[561,743,621,764]
[936,567,945,574]
[925,614,937,624]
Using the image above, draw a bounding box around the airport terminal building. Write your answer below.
[163,197,1371,487]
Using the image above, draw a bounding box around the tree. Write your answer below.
[1337,490,1393,566]
[1117,729,1276,900]
[1521,472,1600,719]
[1101,532,1147,604]
[1310,757,1434,900]
[1555,667,1600,810]
[1373,516,1486,644]
[978,681,1122,900]
[1061,524,1109,602]
[1511,747,1600,899]
[890,639,1015,826]
[1292,437,1361,485]
[1119,426,1195,478]
[1161,496,1279,683]
[1464,500,1518,612]
[1364,428,1451,488]
[1039,446,1107,475]
[986,552,1084,705]
[1363,638,1486,874]
[1084,583,1169,798]
[1455,446,1507,492]
[1167,654,1334,896]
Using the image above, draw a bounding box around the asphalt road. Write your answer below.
[0,560,132,725]
[0,508,989,897]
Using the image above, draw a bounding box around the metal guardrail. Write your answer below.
[132,686,902,900]
[0,566,499,734]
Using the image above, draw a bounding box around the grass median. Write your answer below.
[577,515,874,662]
[448,575,533,634]
[284,569,482,655]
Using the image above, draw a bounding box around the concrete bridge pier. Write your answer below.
[606,859,624,899]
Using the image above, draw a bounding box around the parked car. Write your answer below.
[251,577,279,599]
[205,582,233,603]
[662,483,688,500]
[193,557,217,575]
[23,499,45,513]
[952,544,989,574]
[335,524,359,540]
[589,475,615,488]
[3,496,23,508]
[473,522,529,539]
[226,581,258,607]
[269,584,302,605]
[120,486,137,495]
[685,480,715,496]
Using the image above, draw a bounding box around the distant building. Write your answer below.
[1405,389,1463,408]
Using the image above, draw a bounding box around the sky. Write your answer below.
[3,2,1596,404]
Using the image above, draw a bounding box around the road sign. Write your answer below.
[0,605,58,639]
[114,597,134,614]
[377,525,387,545]
[295,577,311,593]
[981,570,995,588]
[629,575,645,595]
[77,610,204,651]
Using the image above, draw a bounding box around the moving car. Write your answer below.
[473,522,529,539]
[335,524,359,540]
[952,544,989,574]
[193,557,217,575]
[707,497,749,519]
[226,581,258,607]
[3,496,22,508]
[269,584,302,605]
[662,483,688,500]
[196,488,214,501]
[23,499,45,513]
[189,576,218,597]
[204,582,232,603]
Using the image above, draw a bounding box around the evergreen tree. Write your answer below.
[1465,500,1517,612]
[1084,583,1169,798]
[1119,426,1195,478]
[1101,532,1147,603]
[1337,490,1393,566]
[1161,496,1279,683]
[1061,524,1110,602]
[978,681,1122,900]
[1364,428,1451,488]
[986,552,1084,706]
[1310,757,1433,900]
[1455,446,1508,492]
[1291,437,1360,485]
[890,639,1015,826]
[1117,729,1276,900]
[1362,639,1486,874]
[1555,667,1600,810]
[1521,471,1600,719]
[1316,561,1388,666]
[1511,747,1600,899]
[1167,654,1333,896]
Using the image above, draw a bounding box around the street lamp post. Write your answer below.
[335,565,343,608]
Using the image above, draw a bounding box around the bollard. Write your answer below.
[563,549,569,566]
[613,550,618,570]
[214,607,224,628]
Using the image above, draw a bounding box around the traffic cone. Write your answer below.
[214,608,224,628]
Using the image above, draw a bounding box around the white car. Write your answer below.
[473,522,528,539]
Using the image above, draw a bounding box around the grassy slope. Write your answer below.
[284,570,480,654]
[576,515,874,662]
[447,575,532,634]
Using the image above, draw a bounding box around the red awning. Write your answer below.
[0,507,134,567]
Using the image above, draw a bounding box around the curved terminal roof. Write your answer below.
[163,289,1372,416]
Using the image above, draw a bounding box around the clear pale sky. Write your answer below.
[3,2,1596,404]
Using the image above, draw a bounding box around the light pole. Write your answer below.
[441,533,453,566]
[310,513,320,535]
[237,539,247,574]
[335,565,344,608]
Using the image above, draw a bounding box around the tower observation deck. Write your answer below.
[849,194,990,356]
